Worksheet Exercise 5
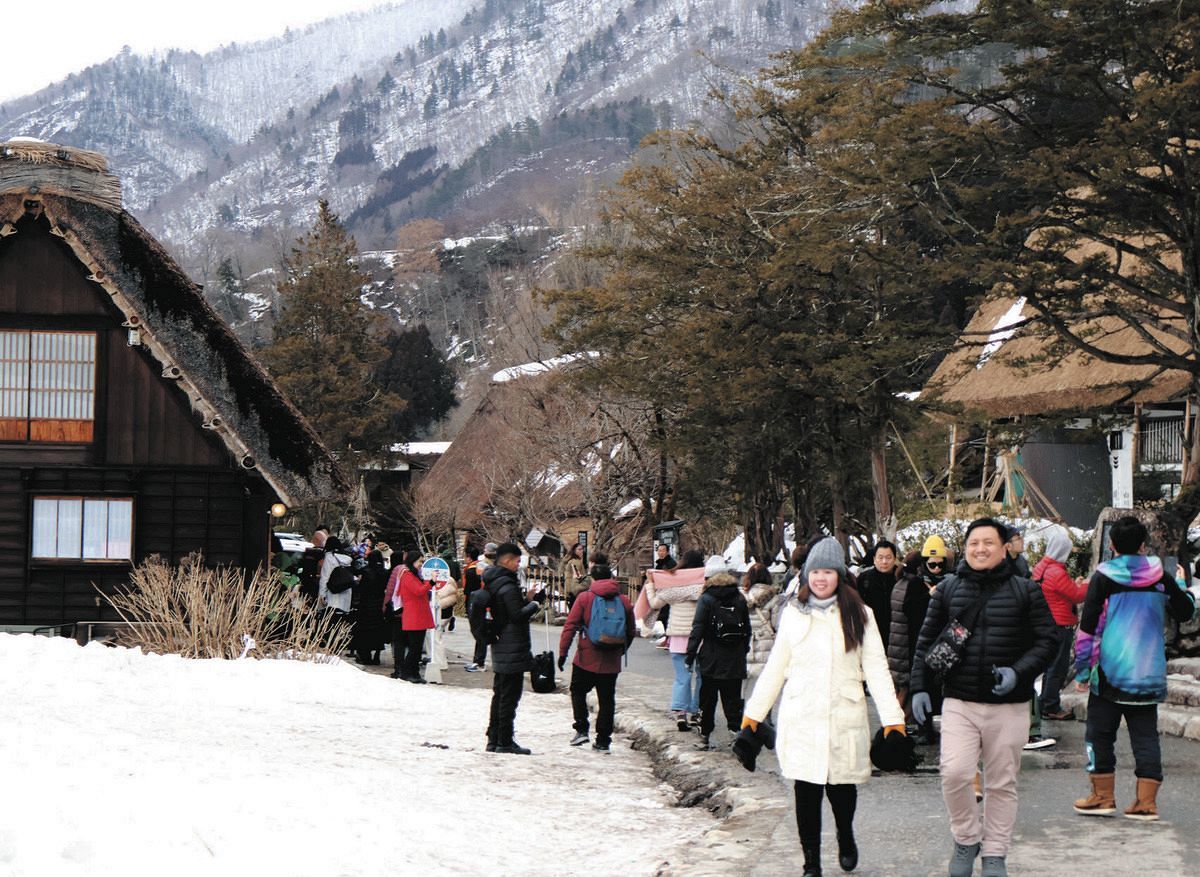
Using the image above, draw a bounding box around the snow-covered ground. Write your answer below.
[0,634,708,876]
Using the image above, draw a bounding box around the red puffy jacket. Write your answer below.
[1033,555,1088,626]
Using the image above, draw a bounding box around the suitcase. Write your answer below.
[530,650,557,693]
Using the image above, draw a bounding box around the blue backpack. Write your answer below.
[585,593,627,650]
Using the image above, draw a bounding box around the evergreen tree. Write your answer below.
[262,201,405,456]
[376,325,458,437]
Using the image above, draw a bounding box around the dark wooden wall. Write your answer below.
[0,214,273,625]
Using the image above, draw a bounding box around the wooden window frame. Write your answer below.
[0,329,97,444]
[30,495,135,564]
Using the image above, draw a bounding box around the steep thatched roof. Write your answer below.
[924,296,1190,418]
[415,377,588,531]
[0,140,348,505]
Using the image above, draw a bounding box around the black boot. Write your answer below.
[837,831,858,872]
[802,844,822,876]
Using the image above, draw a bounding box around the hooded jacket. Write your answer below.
[1032,529,1086,626]
[559,578,635,675]
[911,559,1057,704]
[1074,554,1195,704]
[483,564,540,674]
[686,576,751,679]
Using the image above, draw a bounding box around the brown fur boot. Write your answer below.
[1123,777,1161,821]
[1073,773,1116,816]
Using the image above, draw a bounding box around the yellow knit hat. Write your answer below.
[921,535,948,559]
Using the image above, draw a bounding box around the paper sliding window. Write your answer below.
[0,330,96,442]
[32,497,133,561]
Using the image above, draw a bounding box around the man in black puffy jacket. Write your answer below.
[910,518,1056,877]
[483,543,541,755]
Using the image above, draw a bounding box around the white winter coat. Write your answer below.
[744,598,904,785]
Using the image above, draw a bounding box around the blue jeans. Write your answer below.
[670,652,700,713]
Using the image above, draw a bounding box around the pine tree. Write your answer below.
[376,325,458,437]
[262,201,405,456]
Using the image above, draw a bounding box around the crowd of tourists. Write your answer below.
[280,515,1195,877]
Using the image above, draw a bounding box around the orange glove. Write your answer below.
[741,716,759,733]
[883,724,906,736]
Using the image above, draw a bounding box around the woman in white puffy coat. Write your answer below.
[743,537,905,877]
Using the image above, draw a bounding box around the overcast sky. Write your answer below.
[0,1,389,103]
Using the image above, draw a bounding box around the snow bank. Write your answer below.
[0,634,706,876]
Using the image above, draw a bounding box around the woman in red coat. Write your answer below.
[386,552,433,683]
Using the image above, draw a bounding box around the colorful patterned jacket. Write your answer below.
[1074,555,1195,704]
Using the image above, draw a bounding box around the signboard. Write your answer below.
[578,530,588,566]
[420,556,452,584]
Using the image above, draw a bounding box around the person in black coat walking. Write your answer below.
[857,540,900,652]
[484,542,542,755]
[687,557,751,749]
[352,550,388,664]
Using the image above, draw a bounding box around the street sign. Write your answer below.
[421,556,452,584]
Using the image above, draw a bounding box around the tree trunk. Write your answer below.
[830,471,847,547]
[870,431,897,540]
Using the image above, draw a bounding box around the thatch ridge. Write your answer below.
[925,296,1190,418]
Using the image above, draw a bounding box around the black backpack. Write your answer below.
[326,563,355,594]
[469,587,503,644]
[712,601,749,643]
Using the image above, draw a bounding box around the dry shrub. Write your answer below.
[99,554,350,661]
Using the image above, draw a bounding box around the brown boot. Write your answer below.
[1123,777,1161,821]
[1073,773,1116,816]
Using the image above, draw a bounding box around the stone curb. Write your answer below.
[612,679,798,877]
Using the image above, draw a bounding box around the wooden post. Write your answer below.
[980,429,991,503]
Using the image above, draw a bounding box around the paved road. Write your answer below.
[370,623,1200,875]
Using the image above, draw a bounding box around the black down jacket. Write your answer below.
[910,560,1057,704]
[686,579,750,680]
[483,564,539,674]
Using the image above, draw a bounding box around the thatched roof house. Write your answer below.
[925,295,1190,418]
[0,140,346,506]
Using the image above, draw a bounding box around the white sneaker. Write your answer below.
[1023,735,1056,750]
[465,663,482,673]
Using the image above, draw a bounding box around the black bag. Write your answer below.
[924,583,999,677]
[712,602,749,643]
[326,563,355,594]
[530,650,557,693]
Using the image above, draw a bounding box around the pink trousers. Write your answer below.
[939,698,1029,857]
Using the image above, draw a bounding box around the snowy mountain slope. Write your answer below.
[0,0,847,253]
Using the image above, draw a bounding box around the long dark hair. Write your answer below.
[741,563,773,590]
[797,575,867,652]
[402,550,422,576]
[677,549,705,569]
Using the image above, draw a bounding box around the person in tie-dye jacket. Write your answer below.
[1071,516,1196,822]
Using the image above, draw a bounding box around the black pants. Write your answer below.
[469,622,488,666]
[390,618,405,674]
[698,676,744,736]
[1086,693,1162,780]
[488,671,525,746]
[794,780,857,852]
[401,629,426,680]
[1039,624,1076,713]
[570,667,618,745]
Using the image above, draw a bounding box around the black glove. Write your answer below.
[557,653,567,671]
[685,657,694,671]
[536,588,548,603]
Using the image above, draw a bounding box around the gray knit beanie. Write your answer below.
[802,537,846,582]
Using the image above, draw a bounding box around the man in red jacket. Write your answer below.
[558,553,635,752]
[1033,527,1088,720]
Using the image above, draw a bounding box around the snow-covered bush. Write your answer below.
[100,554,350,661]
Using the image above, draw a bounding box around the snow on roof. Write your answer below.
[390,441,452,456]
[491,352,597,383]
[976,297,1028,369]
